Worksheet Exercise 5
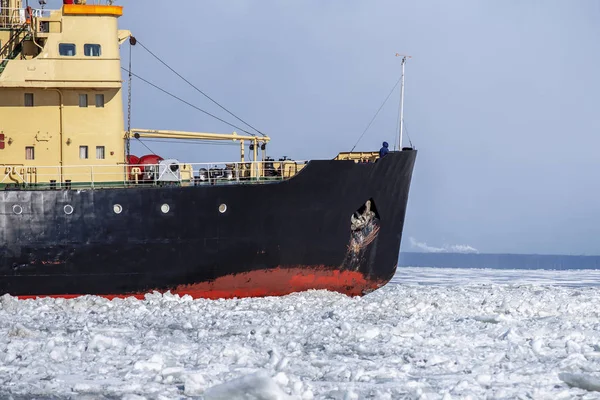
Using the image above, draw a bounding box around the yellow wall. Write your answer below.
[1,13,122,85]
[0,6,126,184]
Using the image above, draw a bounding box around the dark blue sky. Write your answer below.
[50,1,600,254]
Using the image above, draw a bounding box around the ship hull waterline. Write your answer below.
[0,151,416,300]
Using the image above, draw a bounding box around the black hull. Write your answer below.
[0,151,416,299]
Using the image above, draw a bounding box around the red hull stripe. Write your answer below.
[15,267,386,301]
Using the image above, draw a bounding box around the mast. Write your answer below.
[395,53,411,150]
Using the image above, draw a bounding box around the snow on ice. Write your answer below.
[0,268,599,399]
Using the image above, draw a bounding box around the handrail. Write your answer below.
[0,22,29,75]
[31,9,52,18]
[0,7,53,28]
[1,160,307,169]
[0,8,53,16]
[0,22,27,56]
[1,160,309,190]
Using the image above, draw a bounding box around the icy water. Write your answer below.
[1,258,600,399]
[393,266,600,288]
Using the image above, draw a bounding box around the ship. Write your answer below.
[0,0,417,299]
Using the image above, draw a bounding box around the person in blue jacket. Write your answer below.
[379,141,389,158]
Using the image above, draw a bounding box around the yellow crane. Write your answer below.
[129,129,271,163]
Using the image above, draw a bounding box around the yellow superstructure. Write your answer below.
[0,1,126,185]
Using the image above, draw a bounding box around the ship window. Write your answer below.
[24,93,34,107]
[79,94,88,108]
[95,94,105,108]
[84,44,102,57]
[59,43,76,56]
[96,146,105,159]
[25,146,35,160]
[79,145,88,159]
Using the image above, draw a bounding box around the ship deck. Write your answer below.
[0,160,311,191]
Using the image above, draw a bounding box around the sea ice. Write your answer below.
[0,268,598,398]
[559,372,600,392]
[203,371,293,400]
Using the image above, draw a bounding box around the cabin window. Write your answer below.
[96,146,105,159]
[79,94,88,108]
[59,43,76,56]
[84,44,102,57]
[24,93,34,107]
[79,146,88,160]
[25,146,35,160]
[95,94,105,108]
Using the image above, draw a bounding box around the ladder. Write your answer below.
[0,23,29,76]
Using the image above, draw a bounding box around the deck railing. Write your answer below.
[1,160,308,190]
[0,8,26,28]
[0,7,52,28]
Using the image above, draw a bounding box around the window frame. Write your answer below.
[95,94,105,108]
[84,44,102,57]
[59,43,76,57]
[24,93,34,107]
[25,146,35,160]
[96,146,105,160]
[79,94,88,108]
[79,145,88,160]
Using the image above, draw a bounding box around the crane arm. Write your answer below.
[130,129,270,143]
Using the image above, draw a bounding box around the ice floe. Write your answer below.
[0,268,599,399]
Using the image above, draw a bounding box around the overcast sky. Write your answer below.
[49,1,600,255]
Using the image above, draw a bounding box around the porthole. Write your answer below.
[64,205,74,215]
[12,205,23,215]
[161,204,170,214]
[219,204,227,214]
[113,204,123,214]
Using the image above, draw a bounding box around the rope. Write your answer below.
[135,137,158,155]
[121,67,257,136]
[136,40,267,137]
[350,76,402,152]
[403,120,414,149]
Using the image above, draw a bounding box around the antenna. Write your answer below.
[395,53,411,150]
